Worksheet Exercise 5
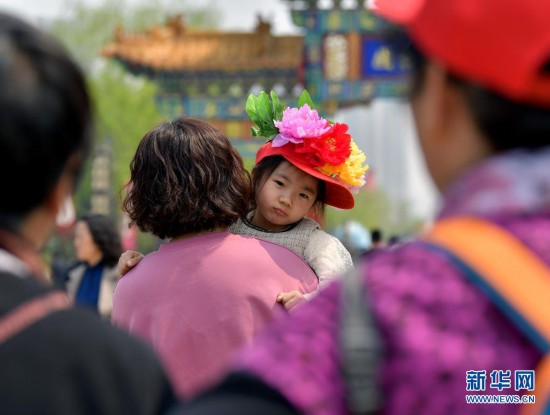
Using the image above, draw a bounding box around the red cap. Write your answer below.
[256,141,355,209]
[372,0,550,106]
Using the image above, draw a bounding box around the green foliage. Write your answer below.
[46,0,220,218]
[242,157,256,173]
[73,154,93,213]
[89,61,163,199]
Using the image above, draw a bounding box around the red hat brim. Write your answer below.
[255,142,355,210]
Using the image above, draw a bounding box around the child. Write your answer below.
[119,92,368,310]
[231,90,369,309]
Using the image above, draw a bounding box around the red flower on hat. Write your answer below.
[295,123,352,167]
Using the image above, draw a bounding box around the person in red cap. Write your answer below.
[167,0,550,414]
[119,92,369,311]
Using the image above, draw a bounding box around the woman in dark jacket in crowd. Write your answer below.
[67,213,122,319]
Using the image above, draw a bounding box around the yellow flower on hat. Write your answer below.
[317,140,369,188]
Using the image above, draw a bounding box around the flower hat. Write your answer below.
[246,90,368,209]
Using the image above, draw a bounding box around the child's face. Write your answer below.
[252,160,319,231]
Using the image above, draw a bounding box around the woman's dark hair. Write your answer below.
[251,155,326,217]
[402,35,550,152]
[123,117,250,239]
[0,14,92,225]
[79,214,122,267]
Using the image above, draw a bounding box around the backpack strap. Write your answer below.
[0,290,69,344]
[427,217,550,414]
[340,265,383,415]
[524,356,550,415]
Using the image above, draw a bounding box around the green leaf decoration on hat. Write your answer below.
[246,89,318,140]
[246,91,282,139]
[270,90,285,121]
[297,89,315,110]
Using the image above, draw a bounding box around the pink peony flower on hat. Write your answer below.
[272,104,330,147]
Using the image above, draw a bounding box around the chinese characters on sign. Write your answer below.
[465,370,536,405]
[466,370,535,392]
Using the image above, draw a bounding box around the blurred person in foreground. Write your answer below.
[168,0,550,414]
[67,213,122,319]
[0,13,175,414]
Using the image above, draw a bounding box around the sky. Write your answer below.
[0,0,302,34]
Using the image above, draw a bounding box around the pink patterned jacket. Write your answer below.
[234,148,550,415]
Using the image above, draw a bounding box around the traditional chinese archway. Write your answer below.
[101,0,408,156]
[285,0,409,113]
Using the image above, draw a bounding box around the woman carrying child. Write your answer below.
[119,92,369,311]
[112,117,318,399]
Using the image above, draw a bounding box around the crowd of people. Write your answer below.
[2,0,550,413]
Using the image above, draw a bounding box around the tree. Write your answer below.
[44,0,220,255]
[89,61,162,203]
[49,0,221,205]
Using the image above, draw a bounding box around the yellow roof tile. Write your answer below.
[101,15,303,72]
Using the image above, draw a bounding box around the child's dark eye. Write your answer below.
[274,180,284,187]
[299,193,309,200]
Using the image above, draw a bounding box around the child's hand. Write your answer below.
[117,250,144,276]
[276,290,307,312]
